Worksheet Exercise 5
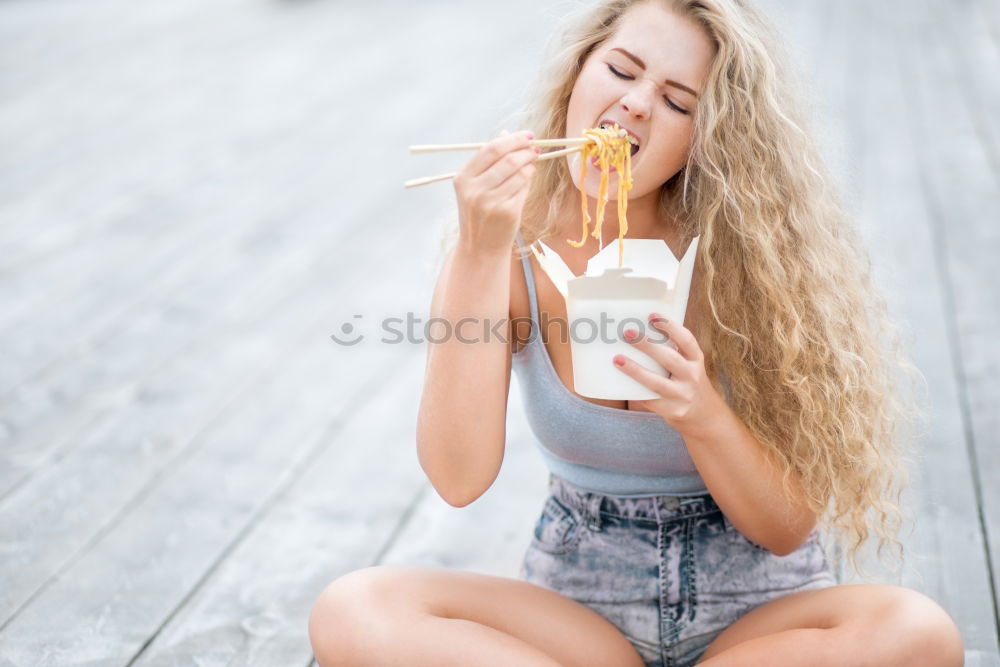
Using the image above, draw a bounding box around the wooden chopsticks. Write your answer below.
[409,137,589,154]
[404,137,591,189]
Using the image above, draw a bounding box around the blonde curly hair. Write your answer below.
[508,0,923,577]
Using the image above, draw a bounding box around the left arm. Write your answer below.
[616,314,818,556]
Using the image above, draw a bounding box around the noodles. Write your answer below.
[566,123,634,266]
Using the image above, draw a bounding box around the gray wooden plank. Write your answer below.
[899,0,1000,637]
[0,5,396,394]
[0,223,406,630]
[934,0,1000,185]
[0,2,265,253]
[786,0,848,186]
[967,650,1000,667]
[123,339,540,667]
[0,0,512,490]
[971,0,1000,59]
[0,0,536,398]
[0,338,416,665]
[829,0,1000,654]
[0,200,347,499]
[0,115,469,626]
[123,352,427,667]
[0,0,372,250]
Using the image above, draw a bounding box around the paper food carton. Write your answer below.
[530,236,700,401]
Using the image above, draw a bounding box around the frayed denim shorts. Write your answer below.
[519,474,837,667]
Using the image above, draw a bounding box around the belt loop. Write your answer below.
[653,498,663,525]
[586,494,603,532]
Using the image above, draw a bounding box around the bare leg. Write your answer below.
[308,565,645,667]
[697,584,964,667]
[699,627,851,667]
[386,613,564,667]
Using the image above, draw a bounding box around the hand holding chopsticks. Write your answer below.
[404,137,591,189]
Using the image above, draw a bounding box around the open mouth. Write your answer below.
[598,121,640,157]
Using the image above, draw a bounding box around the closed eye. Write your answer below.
[607,63,690,116]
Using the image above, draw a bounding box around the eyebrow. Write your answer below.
[610,47,699,98]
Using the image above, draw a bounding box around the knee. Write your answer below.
[308,566,403,667]
[869,586,964,667]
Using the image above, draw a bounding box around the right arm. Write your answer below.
[416,131,538,507]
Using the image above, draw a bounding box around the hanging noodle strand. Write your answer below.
[565,124,634,266]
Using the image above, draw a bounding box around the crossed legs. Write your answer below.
[308,566,964,667]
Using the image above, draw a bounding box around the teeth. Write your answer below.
[599,122,639,148]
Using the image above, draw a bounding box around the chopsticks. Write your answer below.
[409,137,589,153]
[404,138,591,189]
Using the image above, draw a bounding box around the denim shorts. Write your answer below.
[519,474,837,667]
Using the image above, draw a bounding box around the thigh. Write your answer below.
[699,583,871,660]
[313,564,646,667]
[519,493,664,664]
[699,583,962,665]
[677,511,837,664]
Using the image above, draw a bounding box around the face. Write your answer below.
[565,2,715,202]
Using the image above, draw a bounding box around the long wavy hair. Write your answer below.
[501,0,923,577]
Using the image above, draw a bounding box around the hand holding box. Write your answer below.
[530,236,700,400]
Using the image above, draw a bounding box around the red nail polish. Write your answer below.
[613,355,625,367]
[624,329,638,341]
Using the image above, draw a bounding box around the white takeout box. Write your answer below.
[530,236,700,400]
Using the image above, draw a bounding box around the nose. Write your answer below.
[619,80,655,120]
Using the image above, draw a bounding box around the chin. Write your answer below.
[566,152,628,201]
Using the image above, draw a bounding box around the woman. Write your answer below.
[309,0,965,665]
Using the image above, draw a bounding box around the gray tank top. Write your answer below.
[510,235,709,497]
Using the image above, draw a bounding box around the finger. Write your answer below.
[475,145,538,191]
[623,327,689,379]
[478,173,535,224]
[612,353,680,397]
[485,157,536,201]
[650,314,703,362]
[461,130,535,180]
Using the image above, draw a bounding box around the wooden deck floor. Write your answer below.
[1,0,998,664]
